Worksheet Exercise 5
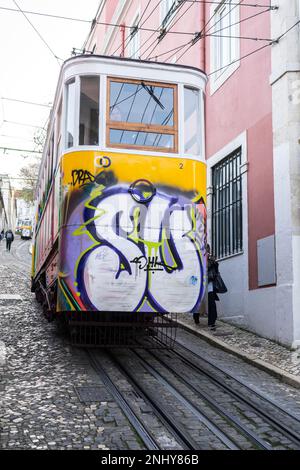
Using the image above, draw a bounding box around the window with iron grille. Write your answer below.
[212,147,243,259]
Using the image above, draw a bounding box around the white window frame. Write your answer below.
[210,0,240,95]
[128,11,140,59]
[207,131,248,263]
[160,0,182,29]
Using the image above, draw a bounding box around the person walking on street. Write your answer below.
[207,244,227,331]
[5,229,14,252]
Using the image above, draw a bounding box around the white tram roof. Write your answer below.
[62,54,206,86]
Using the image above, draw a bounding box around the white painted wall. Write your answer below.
[271,0,300,348]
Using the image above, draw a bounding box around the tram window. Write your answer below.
[55,99,62,163]
[107,78,177,152]
[184,87,201,156]
[65,79,75,148]
[79,76,99,145]
[109,130,174,149]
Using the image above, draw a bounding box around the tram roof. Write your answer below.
[63,53,206,79]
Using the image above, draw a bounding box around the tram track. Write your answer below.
[144,337,300,449]
[87,338,300,450]
[87,347,257,450]
[87,349,161,450]
[87,348,202,450]
[175,337,300,426]
[107,348,239,451]
[131,348,271,450]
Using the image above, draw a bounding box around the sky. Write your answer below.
[0,0,100,188]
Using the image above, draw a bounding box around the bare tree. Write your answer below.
[17,162,40,204]
[33,128,47,153]
[16,128,46,203]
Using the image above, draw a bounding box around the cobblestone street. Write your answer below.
[0,239,143,450]
[1,238,300,450]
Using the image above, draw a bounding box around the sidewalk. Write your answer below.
[176,313,300,389]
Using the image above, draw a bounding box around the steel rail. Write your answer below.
[170,341,300,448]
[124,348,241,449]
[106,349,199,450]
[176,337,300,424]
[133,348,269,450]
[87,349,161,450]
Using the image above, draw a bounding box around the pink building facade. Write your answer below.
[83,0,300,348]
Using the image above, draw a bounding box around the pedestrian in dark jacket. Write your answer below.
[207,244,227,331]
[5,229,14,252]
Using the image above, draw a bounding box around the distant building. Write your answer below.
[0,181,7,232]
[0,174,17,231]
[82,1,300,348]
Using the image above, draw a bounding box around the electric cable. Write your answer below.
[12,0,62,65]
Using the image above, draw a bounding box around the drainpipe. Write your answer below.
[120,24,126,57]
[199,0,206,72]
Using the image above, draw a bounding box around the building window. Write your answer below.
[107,77,178,152]
[210,0,240,92]
[128,15,140,59]
[79,76,100,145]
[161,0,182,29]
[212,147,242,259]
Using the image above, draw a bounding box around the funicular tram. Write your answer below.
[31,55,207,347]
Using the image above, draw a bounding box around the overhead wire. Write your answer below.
[12,0,62,65]
[276,19,300,42]
[208,5,272,37]
[138,0,188,59]
[161,0,274,63]
[3,120,45,130]
[127,0,165,59]
[207,5,300,77]
[143,0,195,59]
[144,0,198,60]
[111,0,163,57]
[1,97,52,108]
[0,176,38,181]
[111,0,154,57]
[173,0,245,62]
[208,41,272,76]
[0,3,277,40]
[185,0,277,7]
[0,146,42,154]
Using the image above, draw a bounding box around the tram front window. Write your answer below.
[79,76,99,145]
[107,78,177,152]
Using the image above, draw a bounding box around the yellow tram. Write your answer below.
[32,55,207,346]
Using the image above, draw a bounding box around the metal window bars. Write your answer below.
[212,147,242,260]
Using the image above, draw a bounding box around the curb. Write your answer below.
[177,319,300,390]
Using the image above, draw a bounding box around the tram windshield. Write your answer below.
[107,78,177,152]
